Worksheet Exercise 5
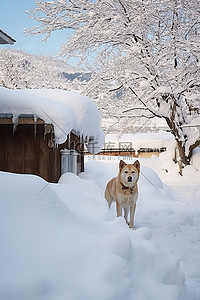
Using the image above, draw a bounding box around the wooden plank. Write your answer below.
[6,125,24,173]
[23,125,39,175]
[0,125,7,170]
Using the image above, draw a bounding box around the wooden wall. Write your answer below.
[0,123,84,182]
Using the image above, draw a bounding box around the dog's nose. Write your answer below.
[127,176,132,182]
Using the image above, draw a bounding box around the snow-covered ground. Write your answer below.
[1,150,200,300]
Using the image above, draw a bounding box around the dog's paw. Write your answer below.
[129,222,134,229]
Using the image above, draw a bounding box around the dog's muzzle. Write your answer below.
[127,176,132,182]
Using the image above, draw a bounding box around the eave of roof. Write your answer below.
[0,114,45,125]
[0,30,16,45]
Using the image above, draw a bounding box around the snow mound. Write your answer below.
[0,170,187,300]
[0,87,104,153]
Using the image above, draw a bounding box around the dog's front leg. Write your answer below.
[124,207,129,225]
[116,201,122,217]
[129,203,136,229]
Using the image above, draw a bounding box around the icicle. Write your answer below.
[55,135,59,148]
[44,123,50,140]
[51,126,56,148]
[34,114,37,139]
[48,125,54,149]
[12,114,19,134]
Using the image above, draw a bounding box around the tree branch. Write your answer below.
[128,86,163,118]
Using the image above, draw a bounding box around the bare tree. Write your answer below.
[27,0,200,174]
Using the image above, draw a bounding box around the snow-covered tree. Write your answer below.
[0,49,76,90]
[27,0,200,173]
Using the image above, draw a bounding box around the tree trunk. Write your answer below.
[165,116,190,176]
[175,140,190,176]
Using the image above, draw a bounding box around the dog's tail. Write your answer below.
[104,182,113,208]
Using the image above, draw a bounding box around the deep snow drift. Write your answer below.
[85,151,200,299]
[1,152,200,300]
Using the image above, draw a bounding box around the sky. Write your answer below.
[1,0,73,60]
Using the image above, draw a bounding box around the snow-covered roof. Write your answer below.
[105,132,174,152]
[0,87,104,153]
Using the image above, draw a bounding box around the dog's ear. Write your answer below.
[133,160,140,172]
[119,160,126,169]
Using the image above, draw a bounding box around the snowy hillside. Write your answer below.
[0,49,89,90]
[1,152,200,299]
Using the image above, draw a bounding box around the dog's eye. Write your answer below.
[124,171,128,174]
[132,171,135,174]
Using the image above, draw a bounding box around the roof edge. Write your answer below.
[0,30,16,45]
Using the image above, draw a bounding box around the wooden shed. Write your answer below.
[0,115,84,182]
[0,88,104,182]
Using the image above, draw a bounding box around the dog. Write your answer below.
[105,160,140,229]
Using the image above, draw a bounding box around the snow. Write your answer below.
[0,87,104,153]
[1,146,200,299]
[182,118,200,156]
[191,147,200,170]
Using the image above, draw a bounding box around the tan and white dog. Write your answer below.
[105,160,140,229]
